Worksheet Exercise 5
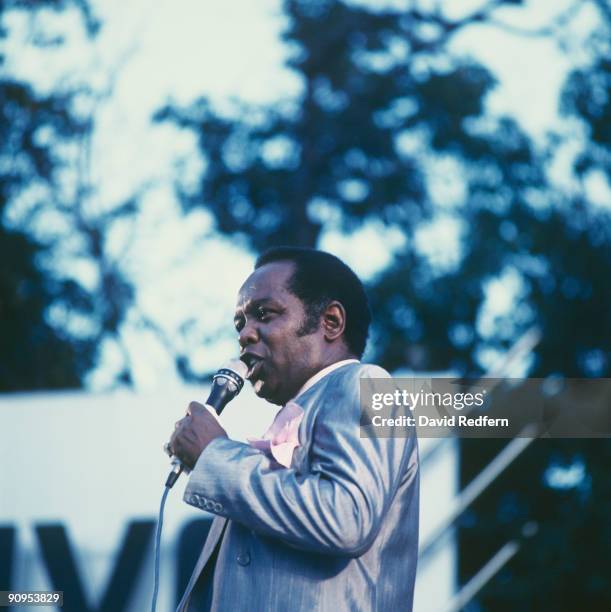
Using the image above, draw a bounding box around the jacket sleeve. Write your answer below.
[182,364,418,557]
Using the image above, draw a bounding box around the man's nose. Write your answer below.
[238,320,259,348]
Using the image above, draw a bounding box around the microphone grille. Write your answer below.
[223,358,248,381]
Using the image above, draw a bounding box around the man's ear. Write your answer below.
[322,301,346,342]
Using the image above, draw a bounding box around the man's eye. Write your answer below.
[234,319,244,332]
[256,307,270,320]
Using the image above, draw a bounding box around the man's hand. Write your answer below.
[169,401,228,470]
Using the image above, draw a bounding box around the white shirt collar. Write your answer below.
[293,358,360,400]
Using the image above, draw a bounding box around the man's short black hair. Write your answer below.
[254,247,371,358]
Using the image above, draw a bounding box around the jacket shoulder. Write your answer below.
[356,363,391,379]
[328,362,391,387]
[299,362,391,419]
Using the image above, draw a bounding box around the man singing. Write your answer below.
[169,247,419,611]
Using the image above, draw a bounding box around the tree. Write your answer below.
[0,1,139,390]
[0,2,95,389]
[158,0,534,372]
[459,4,611,609]
[157,0,610,377]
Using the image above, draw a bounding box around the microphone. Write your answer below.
[206,359,248,415]
[165,358,248,488]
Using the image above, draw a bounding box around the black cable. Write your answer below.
[151,484,170,612]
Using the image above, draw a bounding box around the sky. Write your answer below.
[2,0,601,389]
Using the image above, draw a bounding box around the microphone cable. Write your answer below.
[151,484,170,612]
[152,462,185,612]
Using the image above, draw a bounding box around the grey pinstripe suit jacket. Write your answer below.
[177,362,419,611]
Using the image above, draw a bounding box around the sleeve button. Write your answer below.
[236,553,251,566]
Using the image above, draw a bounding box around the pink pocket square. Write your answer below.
[248,401,304,468]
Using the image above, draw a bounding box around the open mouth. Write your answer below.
[241,354,264,382]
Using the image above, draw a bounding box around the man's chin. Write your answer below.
[253,379,266,396]
[252,379,284,405]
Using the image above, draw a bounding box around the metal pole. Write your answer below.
[420,326,541,466]
[442,522,539,612]
[442,540,520,612]
[418,424,538,562]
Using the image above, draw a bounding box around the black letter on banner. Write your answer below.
[36,521,154,612]
[0,526,15,591]
[36,524,91,611]
[97,521,155,611]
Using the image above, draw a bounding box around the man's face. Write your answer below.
[234,261,325,405]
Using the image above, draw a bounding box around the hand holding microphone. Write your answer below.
[170,401,228,467]
[164,359,248,488]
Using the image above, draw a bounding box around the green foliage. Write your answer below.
[158,0,610,378]
[460,438,611,611]
[0,228,93,389]
[0,1,99,390]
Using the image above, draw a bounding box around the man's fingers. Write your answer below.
[187,401,205,416]
[175,414,191,430]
